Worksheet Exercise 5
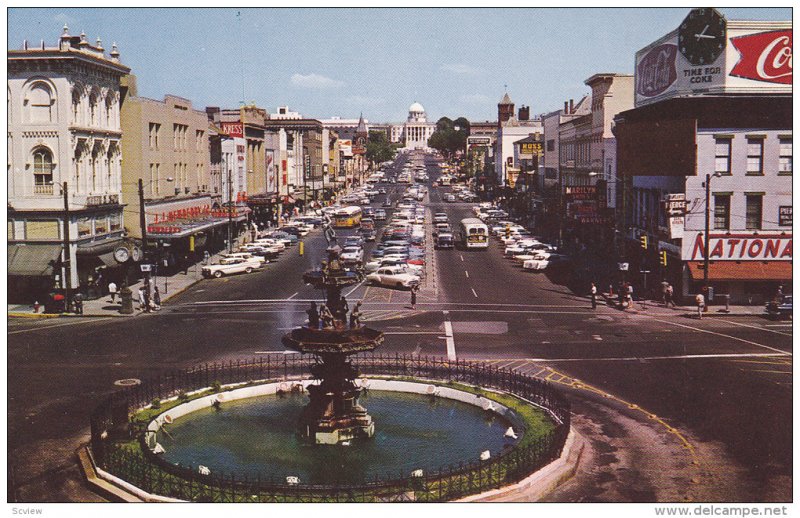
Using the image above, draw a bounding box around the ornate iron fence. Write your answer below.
[90,354,570,502]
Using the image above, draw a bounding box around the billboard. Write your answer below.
[635,12,791,107]
[682,231,792,261]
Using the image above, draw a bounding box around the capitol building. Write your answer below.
[387,102,436,150]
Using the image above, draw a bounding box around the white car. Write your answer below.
[340,246,364,264]
[366,265,421,288]
[230,250,269,264]
[202,257,262,278]
[365,258,423,273]
[522,254,570,271]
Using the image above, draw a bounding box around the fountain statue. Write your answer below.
[282,245,383,444]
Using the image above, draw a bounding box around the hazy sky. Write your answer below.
[7,7,792,123]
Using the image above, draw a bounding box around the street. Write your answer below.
[8,153,792,503]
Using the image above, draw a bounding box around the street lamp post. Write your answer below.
[227,155,234,252]
[703,172,723,304]
[60,181,72,312]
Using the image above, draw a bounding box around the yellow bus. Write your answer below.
[333,206,363,228]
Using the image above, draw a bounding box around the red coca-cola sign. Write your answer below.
[636,43,678,97]
[730,30,792,84]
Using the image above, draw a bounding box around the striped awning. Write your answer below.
[8,244,62,276]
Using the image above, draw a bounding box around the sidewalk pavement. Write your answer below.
[598,292,769,318]
[8,249,232,319]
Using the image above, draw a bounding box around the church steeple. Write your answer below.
[354,113,368,154]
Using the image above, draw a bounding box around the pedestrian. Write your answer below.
[108,281,118,303]
[73,292,84,315]
[138,286,147,311]
[152,286,161,310]
[590,282,597,310]
[627,283,634,309]
[307,302,320,329]
[350,302,362,329]
[776,285,784,303]
[143,287,151,313]
[665,284,675,308]
[661,279,670,306]
[410,284,418,309]
[695,292,705,319]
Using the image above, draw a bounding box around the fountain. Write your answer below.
[281,245,383,444]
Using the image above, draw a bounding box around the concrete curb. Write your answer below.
[76,446,144,502]
[456,428,584,502]
[7,312,62,319]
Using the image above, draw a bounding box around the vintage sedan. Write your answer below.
[522,254,570,271]
[366,265,421,289]
[202,257,263,278]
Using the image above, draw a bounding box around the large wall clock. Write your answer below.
[678,8,727,66]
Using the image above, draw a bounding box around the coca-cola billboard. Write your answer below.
[730,30,792,84]
[636,44,678,97]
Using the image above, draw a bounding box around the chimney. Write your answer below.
[569,99,574,113]
[564,101,569,114]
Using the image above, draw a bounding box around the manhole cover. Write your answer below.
[114,378,141,386]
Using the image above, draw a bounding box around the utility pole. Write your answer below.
[227,155,233,253]
[703,173,713,305]
[62,181,72,311]
[138,178,148,252]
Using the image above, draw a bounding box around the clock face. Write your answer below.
[678,8,727,66]
[113,247,130,263]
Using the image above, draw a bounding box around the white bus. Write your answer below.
[459,218,489,249]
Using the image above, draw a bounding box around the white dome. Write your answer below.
[409,102,425,113]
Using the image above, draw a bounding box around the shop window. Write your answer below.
[95,216,108,234]
[8,221,14,240]
[714,138,731,174]
[77,216,93,237]
[109,213,121,232]
[779,138,792,174]
[25,219,59,239]
[713,194,730,230]
[746,138,764,175]
[745,195,763,230]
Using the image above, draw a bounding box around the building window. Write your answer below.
[713,194,730,230]
[746,138,764,175]
[25,219,59,240]
[779,138,792,174]
[105,96,114,127]
[89,93,98,126]
[745,194,763,230]
[71,89,81,125]
[95,216,108,235]
[28,83,54,123]
[33,148,54,193]
[149,123,160,149]
[109,213,121,231]
[77,216,92,237]
[714,138,731,174]
[196,130,204,152]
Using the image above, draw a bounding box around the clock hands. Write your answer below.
[694,24,715,40]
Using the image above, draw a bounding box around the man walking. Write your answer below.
[695,292,705,319]
[108,281,118,303]
[590,282,597,310]
[665,283,676,308]
[152,285,162,311]
[410,284,419,309]
[138,286,147,312]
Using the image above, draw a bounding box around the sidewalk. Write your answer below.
[598,292,769,318]
[8,249,231,319]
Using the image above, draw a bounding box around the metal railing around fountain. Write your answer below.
[90,354,571,503]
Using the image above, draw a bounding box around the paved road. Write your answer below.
[7,151,792,502]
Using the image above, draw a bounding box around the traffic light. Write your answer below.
[660,251,668,266]
[640,235,648,249]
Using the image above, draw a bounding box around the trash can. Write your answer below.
[119,287,134,315]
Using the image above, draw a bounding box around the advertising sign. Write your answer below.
[683,232,792,261]
[669,216,685,239]
[565,186,597,201]
[467,136,491,145]
[221,122,243,138]
[634,17,792,107]
[779,206,792,226]
[339,140,353,157]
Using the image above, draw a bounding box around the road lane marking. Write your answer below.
[592,335,603,341]
[8,317,114,335]
[464,270,469,278]
[712,318,792,336]
[287,292,299,300]
[383,331,441,335]
[521,352,787,362]
[344,279,366,298]
[460,255,464,262]
[443,311,456,360]
[749,369,791,374]
[650,317,792,356]
[471,288,478,298]
[765,324,793,328]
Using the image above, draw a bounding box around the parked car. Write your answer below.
[340,246,365,264]
[202,257,262,278]
[221,252,267,265]
[444,193,457,202]
[366,265,421,288]
[361,229,377,242]
[522,254,570,271]
[766,295,793,320]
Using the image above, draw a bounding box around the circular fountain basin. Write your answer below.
[152,381,523,485]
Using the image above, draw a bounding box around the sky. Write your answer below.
[7,7,792,123]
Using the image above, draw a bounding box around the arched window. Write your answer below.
[105,95,114,127]
[89,92,98,126]
[28,83,53,123]
[72,88,82,125]
[33,148,54,191]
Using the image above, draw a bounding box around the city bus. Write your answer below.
[459,218,489,249]
[333,206,363,228]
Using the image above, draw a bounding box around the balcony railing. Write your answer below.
[33,184,54,195]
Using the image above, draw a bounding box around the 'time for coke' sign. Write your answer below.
[730,30,792,84]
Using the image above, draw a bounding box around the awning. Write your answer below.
[8,244,62,276]
[687,261,792,282]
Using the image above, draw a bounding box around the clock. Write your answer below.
[113,246,130,263]
[678,8,727,66]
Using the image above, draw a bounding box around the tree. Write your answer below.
[429,116,469,158]
[366,130,397,165]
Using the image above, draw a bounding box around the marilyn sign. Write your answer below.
[683,232,792,261]
[635,20,792,107]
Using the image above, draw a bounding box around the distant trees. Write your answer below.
[428,116,470,158]
[366,130,397,165]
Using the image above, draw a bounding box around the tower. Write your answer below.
[498,92,515,127]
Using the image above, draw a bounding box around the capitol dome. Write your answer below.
[409,102,425,113]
